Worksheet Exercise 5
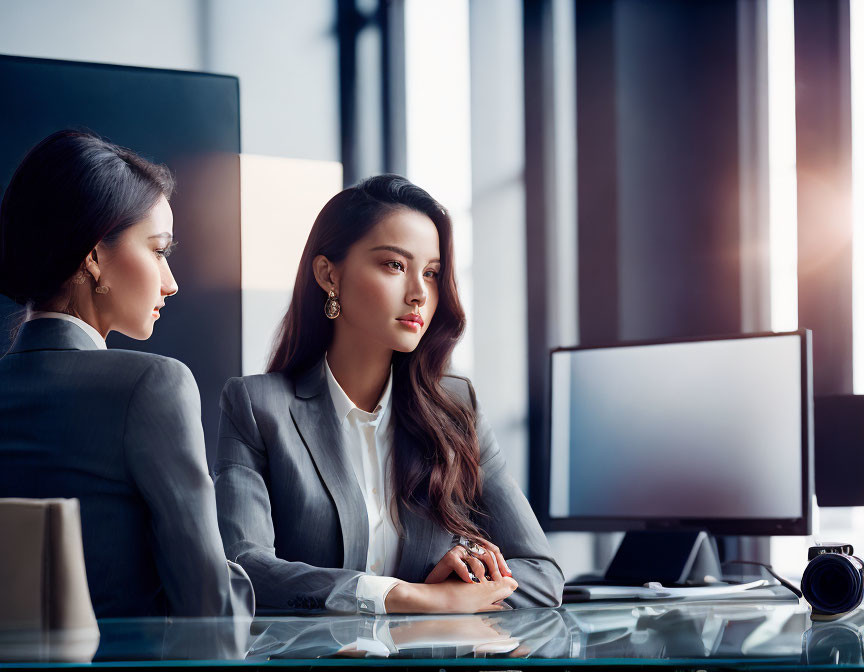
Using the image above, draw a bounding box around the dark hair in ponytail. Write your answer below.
[0,129,174,311]
[268,174,484,541]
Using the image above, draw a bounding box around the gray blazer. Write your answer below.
[214,359,564,612]
[0,318,254,618]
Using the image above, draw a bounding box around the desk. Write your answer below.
[1,598,859,669]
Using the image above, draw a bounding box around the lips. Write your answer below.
[397,313,424,328]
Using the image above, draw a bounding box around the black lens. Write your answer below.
[801,554,864,615]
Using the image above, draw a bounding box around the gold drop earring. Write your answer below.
[95,285,109,295]
[324,289,341,319]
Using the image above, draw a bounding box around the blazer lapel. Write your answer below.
[288,360,369,571]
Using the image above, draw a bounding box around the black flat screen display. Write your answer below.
[0,55,241,462]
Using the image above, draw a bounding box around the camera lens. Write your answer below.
[804,624,864,665]
[801,554,864,616]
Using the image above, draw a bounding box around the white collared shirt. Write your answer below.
[324,355,402,614]
[29,311,107,350]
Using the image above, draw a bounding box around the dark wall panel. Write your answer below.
[576,0,743,346]
[794,0,853,395]
[616,0,741,341]
[0,55,241,460]
[576,0,619,346]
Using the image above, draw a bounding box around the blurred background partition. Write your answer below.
[240,155,342,375]
[0,55,241,461]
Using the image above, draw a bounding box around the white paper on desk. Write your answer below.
[573,579,770,600]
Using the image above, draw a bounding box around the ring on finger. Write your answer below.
[460,537,486,557]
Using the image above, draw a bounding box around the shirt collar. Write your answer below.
[28,311,107,350]
[324,354,393,428]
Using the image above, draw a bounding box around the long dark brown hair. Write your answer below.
[268,174,484,541]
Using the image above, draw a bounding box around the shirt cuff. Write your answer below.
[356,575,401,614]
[355,618,398,657]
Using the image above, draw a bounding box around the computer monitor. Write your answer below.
[544,330,813,537]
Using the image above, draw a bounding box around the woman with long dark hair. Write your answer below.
[0,130,253,618]
[215,174,563,613]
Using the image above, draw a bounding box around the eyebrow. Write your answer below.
[369,245,440,264]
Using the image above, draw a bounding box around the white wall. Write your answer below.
[205,0,340,161]
[0,0,203,70]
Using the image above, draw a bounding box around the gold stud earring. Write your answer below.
[95,285,109,295]
[324,289,341,319]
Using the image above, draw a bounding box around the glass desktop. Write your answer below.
[3,595,859,669]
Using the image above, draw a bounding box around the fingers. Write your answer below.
[480,541,512,578]
[451,552,475,584]
[464,554,488,582]
[492,548,512,578]
[508,645,532,658]
[476,544,502,581]
[481,581,517,611]
[429,546,475,584]
[478,603,506,612]
[432,576,518,614]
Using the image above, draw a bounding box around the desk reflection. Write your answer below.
[248,609,569,660]
[802,610,864,666]
[565,602,807,661]
[94,617,252,662]
[12,602,864,666]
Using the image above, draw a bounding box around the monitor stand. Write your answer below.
[603,530,723,586]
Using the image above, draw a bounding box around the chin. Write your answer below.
[122,323,155,341]
[392,337,421,353]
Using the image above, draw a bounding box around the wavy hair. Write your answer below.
[268,174,483,541]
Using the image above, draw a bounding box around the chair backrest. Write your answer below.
[0,498,99,661]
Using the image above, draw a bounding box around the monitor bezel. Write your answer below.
[540,330,813,536]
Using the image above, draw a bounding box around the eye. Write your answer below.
[156,241,178,259]
[424,269,439,280]
[385,260,405,272]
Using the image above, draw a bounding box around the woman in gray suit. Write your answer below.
[215,175,563,614]
[0,130,253,618]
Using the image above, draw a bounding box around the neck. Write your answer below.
[327,328,392,412]
[61,288,110,338]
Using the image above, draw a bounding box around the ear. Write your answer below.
[312,254,339,294]
[83,247,101,283]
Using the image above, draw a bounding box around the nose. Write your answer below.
[162,265,179,297]
[406,271,427,309]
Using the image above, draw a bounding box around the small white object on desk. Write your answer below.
[569,579,772,601]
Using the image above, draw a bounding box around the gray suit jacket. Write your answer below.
[0,318,254,618]
[214,360,564,612]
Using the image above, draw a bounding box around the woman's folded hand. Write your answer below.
[385,576,519,614]
[425,540,513,584]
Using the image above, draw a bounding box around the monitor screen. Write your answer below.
[546,331,812,535]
